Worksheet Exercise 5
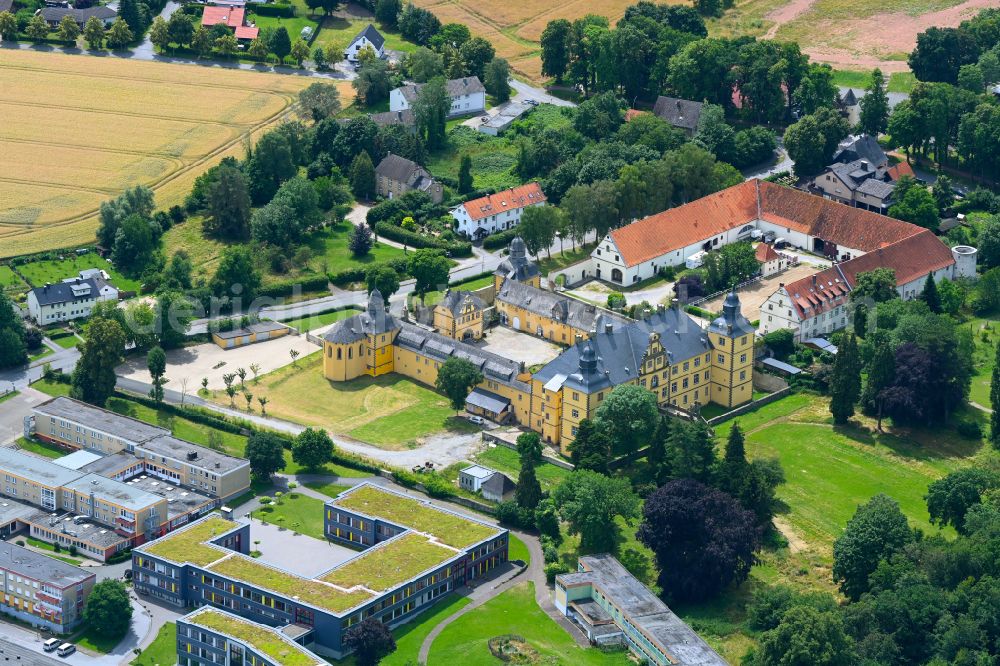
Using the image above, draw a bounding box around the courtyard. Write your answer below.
[700,263,820,321]
[243,520,358,578]
[474,326,563,369]
[117,334,321,391]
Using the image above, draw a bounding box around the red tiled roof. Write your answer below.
[783,229,954,319]
[886,161,915,181]
[459,183,546,222]
[609,180,760,267]
[235,24,258,39]
[756,243,781,263]
[202,6,244,28]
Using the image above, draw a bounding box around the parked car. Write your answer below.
[43,638,61,652]
[57,643,76,657]
[525,99,538,106]
[466,415,485,425]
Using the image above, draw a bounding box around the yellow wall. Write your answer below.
[709,331,754,408]
[323,341,369,382]
[433,302,484,341]
[496,301,586,346]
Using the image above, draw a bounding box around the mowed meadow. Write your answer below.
[0,50,349,257]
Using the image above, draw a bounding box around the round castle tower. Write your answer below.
[951,245,978,280]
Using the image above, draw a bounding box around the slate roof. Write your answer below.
[652,96,703,132]
[39,5,116,23]
[396,77,485,103]
[833,134,888,167]
[457,183,546,222]
[856,178,896,200]
[0,0,14,14]
[349,23,384,50]
[534,307,712,394]
[369,109,415,128]
[465,388,510,414]
[494,237,540,283]
[841,88,858,106]
[708,290,755,338]
[557,554,726,666]
[375,154,437,193]
[438,289,485,316]
[323,290,397,344]
[29,278,101,307]
[481,471,515,499]
[497,280,628,334]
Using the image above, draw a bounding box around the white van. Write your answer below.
[57,643,75,657]
[43,638,61,652]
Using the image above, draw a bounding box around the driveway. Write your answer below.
[0,387,50,444]
[509,79,576,107]
[743,136,793,180]
[116,334,320,391]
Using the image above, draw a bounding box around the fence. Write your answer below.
[686,274,764,308]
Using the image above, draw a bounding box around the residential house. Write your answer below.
[756,242,789,277]
[136,484,509,660]
[433,290,485,341]
[0,541,95,634]
[375,154,443,203]
[369,109,415,132]
[556,554,725,666]
[38,5,115,27]
[811,159,897,213]
[343,23,385,62]
[758,230,964,341]
[390,77,486,118]
[451,183,546,240]
[26,277,116,324]
[832,134,887,166]
[651,96,703,136]
[200,5,258,40]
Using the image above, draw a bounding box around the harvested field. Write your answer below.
[0,50,349,258]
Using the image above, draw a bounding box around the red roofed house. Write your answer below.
[452,183,546,240]
[756,242,789,277]
[201,6,258,40]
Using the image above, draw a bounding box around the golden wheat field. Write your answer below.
[0,50,350,258]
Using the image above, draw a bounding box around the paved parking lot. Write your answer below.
[247,520,358,578]
[117,334,321,391]
[475,327,563,368]
[0,387,50,445]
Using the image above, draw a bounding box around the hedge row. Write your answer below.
[328,257,409,286]
[257,275,330,298]
[250,3,294,16]
[482,226,521,250]
[685,305,715,319]
[374,222,472,257]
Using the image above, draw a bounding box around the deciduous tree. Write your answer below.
[413,76,449,149]
[292,428,334,472]
[858,68,889,137]
[365,265,400,300]
[147,346,166,403]
[246,432,287,480]
[105,17,133,49]
[434,357,483,411]
[568,419,611,474]
[483,57,510,103]
[206,163,251,239]
[58,14,81,42]
[344,617,396,666]
[82,16,104,48]
[83,580,133,640]
[408,249,450,301]
[832,493,913,600]
[553,470,640,552]
[593,383,658,455]
[926,467,1000,534]
[71,319,126,407]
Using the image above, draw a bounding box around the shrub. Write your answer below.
[495,500,535,529]
[482,226,521,250]
[374,222,472,257]
[955,420,982,440]
[250,3,293,17]
[544,562,571,584]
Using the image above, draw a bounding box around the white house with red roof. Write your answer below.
[201,6,258,40]
[756,243,789,277]
[451,183,546,240]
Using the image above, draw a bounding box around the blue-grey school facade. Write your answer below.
[135,487,509,660]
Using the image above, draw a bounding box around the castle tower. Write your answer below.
[707,289,755,409]
[493,236,541,291]
[951,245,978,280]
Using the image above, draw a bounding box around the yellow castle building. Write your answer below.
[321,238,754,452]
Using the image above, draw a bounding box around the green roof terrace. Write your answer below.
[141,516,236,566]
[207,554,372,614]
[333,485,499,549]
[321,532,458,592]
[185,607,325,666]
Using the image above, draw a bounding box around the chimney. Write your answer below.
[671,298,679,311]
[605,322,613,335]
[656,303,665,313]
[779,283,784,289]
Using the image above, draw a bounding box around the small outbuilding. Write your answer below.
[211,321,289,349]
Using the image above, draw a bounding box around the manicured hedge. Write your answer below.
[482,226,521,250]
[258,275,330,298]
[374,222,472,257]
[250,3,294,16]
[328,257,408,286]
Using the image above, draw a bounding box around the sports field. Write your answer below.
[0,50,348,258]
[415,0,990,81]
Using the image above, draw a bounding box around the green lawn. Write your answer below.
[17,436,68,459]
[50,332,79,349]
[831,69,916,93]
[0,390,18,404]
[22,537,83,566]
[303,481,353,498]
[422,275,495,306]
[426,129,521,192]
[428,583,631,665]
[275,307,360,333]
[70,625,123,654]
[537,244,597,275]
[103,395,248,457]
[508,534,530,565]
[28,346,53,362]
[322,533,454,591]
[0,265,28,297]
[15,254,141,292]
[253,491,327,540]
[242,351,478,449]
[306,220,407,274]
[131,622,176,666]
[381,594,471,666]
[888,72,917,93]
[967,316,998,408]
[249,12,318,45]
[32,378,71,397]
[473,445,570,491]
[312,15,417,54]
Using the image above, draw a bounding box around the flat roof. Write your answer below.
[0,448,85,488]
[139,515,238,567]
[460,465,495,480]
[319,532,458,593]
[558,554,725,665]
[182,607,326,666]
[331,483,501,549]
[124,476,214,519]
[25,509,130,549]
[0,541,93,587]
[138,435,248,474]
[78,452,139,477]
[0,497,40,527]
[34,397,167,444]
[213,321,286,340]
[52,450,103,471]
[64,473,164,511]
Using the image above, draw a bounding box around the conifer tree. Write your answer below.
[920,273,942,313]
[991,340,1000,449]
[829,333,861,424]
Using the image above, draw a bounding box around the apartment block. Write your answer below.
[135,484,508,660]
[178,607,327,666]
[30,397,250,501]
[0,541,95,633]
